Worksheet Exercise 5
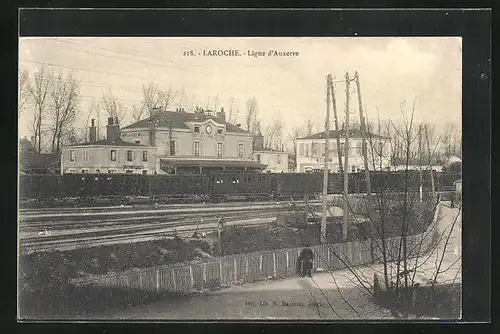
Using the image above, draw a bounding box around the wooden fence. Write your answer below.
[72,203,442,295]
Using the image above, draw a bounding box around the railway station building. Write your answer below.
[60,117,157,174]
[252,133,289,173]
[120,108,266,174]
[295,128,391,173]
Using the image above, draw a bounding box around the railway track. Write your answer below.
[18,198,327,215]
[19,211,285,254]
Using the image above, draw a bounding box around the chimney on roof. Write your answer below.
[89,119,97,142]
[217,107,226,123]
[148,118,156,147]
[254,133,264,149]
[106,117,120,142]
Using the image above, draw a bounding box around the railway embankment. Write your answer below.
[18,198,438,318]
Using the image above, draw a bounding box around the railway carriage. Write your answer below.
[18,171,462,206]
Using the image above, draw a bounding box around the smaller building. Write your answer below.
[61,117,157,174]
[295,128,391,173]
[252,133,288,173]
[19,152,60,174]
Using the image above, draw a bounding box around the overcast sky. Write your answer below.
[18,37,462,144]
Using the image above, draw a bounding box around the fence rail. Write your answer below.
[70,203,441,296]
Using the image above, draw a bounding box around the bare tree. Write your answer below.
[131,104,147,122]
[245,97,259,134]
[262,118,285,151]
[307,98,461,319]
[28,67,52,153]
[176,88,186,110]
[141,82,164,113]
[441,122,461,158]
[288,126,303,159]
[305,119,315,136]
[48,71,80,153]
[227,97,239,124]
[158,87,178,113]
[101,89,127,124]
[19,69,30,117]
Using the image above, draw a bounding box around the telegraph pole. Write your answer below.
[424,124,436,203]
[418,124,423,202]
[354,71,372,196]
[343,72,351,240]
[330,76,343,177]
[321,74,332,242]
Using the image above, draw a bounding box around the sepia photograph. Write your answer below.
[18,36,463,320]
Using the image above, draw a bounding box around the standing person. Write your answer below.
[299,244,315,277]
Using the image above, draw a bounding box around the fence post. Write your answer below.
[189,265,194,289]
[172,269,176,291]
[245,257,249,280]
[259,254,263,275]
[327,246,331,267]
[286,251,289,274]
[273,253,277,277]
[203,262,207,284]
[219,259,223,284]
[156,269,160,293]
[234,257,238,282]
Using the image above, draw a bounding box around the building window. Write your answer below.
[256,154,261,162]
[142,150,148,162]
[67,169,75,174]
[170,140,176,155]
[108,170,116,174]
[194,142,200,156]
[135,140,140,144]
[277,154,282,164]
[217,143,223,157]
[110,150,117,161]
[238,143,244,158]
[83,150,89,161]
[299,143,304,156]
[70,150,75,162]
[217,129,223,134]
[125,170,133,173]
[194,126,200,132]
[126,150,133,162]
[96,169,100,173]
[340,143,345,156]
[311,143,318,157]
[351,165,356,173]
[142,170,148,175]
[81,169,88,173]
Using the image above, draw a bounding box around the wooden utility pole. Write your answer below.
[321,74,332,242]
[418,124,423,202]
[424,124,436,203]
[96,102,100,140]
[217,216,225,256]
[354,71,372,197]
[168,113,173,156]
[343,72,351,240]
[330,76,343,176]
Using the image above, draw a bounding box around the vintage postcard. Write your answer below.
[18,36,462,320]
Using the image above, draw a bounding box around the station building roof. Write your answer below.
[122,110,249,134]
[65,139,149,147]
[298,129,389,140]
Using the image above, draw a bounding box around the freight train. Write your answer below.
[19,171,461,207]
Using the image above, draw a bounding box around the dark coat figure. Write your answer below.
[296,245,314,277]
